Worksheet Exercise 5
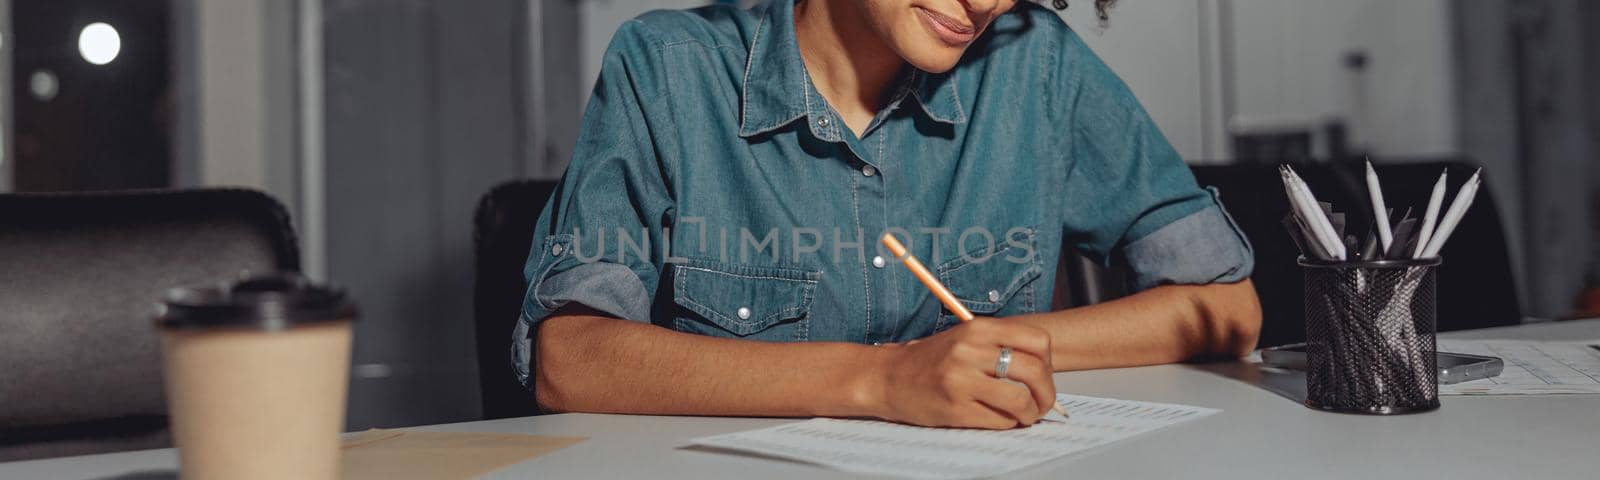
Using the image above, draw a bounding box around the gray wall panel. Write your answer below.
[1453,0,1528,310]
[1512,0,1594,317]
[324,0,522,429]
[1,0,10,192]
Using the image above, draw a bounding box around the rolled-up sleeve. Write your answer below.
[513,20,674,388]
[1121,188,1253,290]
[1055,26,1253,291]
[519,236,657,326]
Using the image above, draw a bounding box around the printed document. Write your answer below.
[1437,339,1600,395]
[689,394,1218,479]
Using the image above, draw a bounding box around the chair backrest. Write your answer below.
[1057,160,1522,348]
[472,180,558,420]
[0,189,299,461]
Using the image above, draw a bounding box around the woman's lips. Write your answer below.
[916,7,977,46]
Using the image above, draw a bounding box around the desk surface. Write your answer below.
[5,319,1598,480]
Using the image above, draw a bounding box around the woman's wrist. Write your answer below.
[1010,312,1066,367]
[824,343,893,419]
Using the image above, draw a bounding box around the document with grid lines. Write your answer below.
[689,394,1218,479]
[1437,339,1600,395]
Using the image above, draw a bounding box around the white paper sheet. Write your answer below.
[1437,339,1600,395]
[689,394,1219,479]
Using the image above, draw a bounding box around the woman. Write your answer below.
[515,0,1261,429]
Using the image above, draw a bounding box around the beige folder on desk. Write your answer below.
[342,429,585,480]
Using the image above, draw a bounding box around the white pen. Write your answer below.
[1286,168,1347,260]
[1278,167,1330,259]
[1419,168,1482,258]
[1282,166,1347,260]
[1412,169,1448,259]
[1365,160,1394,252]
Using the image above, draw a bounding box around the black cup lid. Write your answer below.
[156,273,358,330]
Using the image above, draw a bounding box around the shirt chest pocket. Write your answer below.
[671,261,819,342]
[935,239,1044,329]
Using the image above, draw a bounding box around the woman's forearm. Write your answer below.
[534,310,885,417]
[534,280,1260,416]
[1015,279,1262,370]
[538,307,1065,428]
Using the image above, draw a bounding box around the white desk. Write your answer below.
[5,319,1598,479]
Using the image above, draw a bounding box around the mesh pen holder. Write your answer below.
[1300,257,1441,414]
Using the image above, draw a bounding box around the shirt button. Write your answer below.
[736,307,752,320]
[872,256,886,268]
[551,244,564,256]
[987,290,1001,302]
[817,117,830,127]
[861,164,877,177]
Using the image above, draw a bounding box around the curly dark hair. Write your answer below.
[1050,0,1117,23]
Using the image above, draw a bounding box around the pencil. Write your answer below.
[1412,169,1448,259]
[1419,168,1482,258]
[1364,160,1394,252]
[880,233,1070,419]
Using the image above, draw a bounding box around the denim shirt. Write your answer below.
[513,0,1253,386]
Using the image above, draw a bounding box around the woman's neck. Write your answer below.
[794,0,905,137]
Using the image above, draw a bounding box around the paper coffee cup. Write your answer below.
[156,274,358,480]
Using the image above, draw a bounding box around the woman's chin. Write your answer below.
[901,48,965,74]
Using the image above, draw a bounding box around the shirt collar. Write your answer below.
[738,0,967,139]
[908,69,969,125]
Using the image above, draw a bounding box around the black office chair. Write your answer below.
[472,180,558,420]
[1057,160,1522,348]
[0,189,299,461]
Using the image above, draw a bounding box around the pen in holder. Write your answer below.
[1300,257,1441,414]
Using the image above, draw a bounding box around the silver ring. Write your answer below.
[995,347,1013,380]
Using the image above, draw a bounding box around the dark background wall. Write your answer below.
[1587,0,1600,298]
[10,0,170,191]
[323,0,531,429]
[1,0,10,192]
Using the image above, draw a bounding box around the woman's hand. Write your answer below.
[866,318,1056,429]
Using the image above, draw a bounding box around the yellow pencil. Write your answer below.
[880,233,1069,419]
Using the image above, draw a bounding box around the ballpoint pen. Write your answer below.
[1281,166,1346,260]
